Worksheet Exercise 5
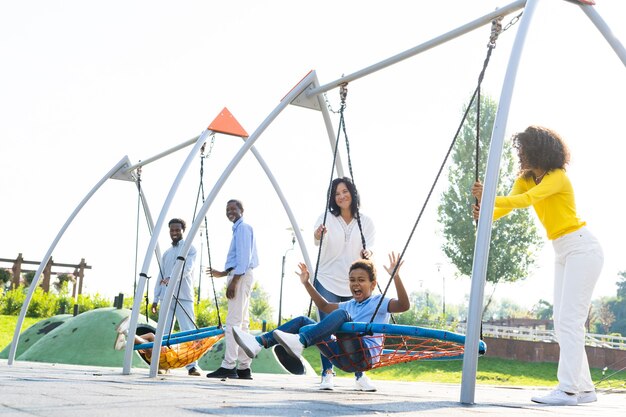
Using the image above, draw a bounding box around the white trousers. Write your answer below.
[221,268,255,370]
[163,297,198,370]
[552,226,603,394]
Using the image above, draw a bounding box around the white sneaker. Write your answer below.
[531,389,577,406]
[319,372,334,390]
[577,390,597,404]
[114,333,127,350]
[273,329,304,359]
[116,317,130,335]
[355,373,377,392]
[232,326,262,358]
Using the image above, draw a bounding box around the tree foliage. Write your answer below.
[607,270,626,336]
[0,269,11,287]
[250,282,274,323]
[616,270,626,299]
[438,95,543,288]
[530,299,553,321]
[53,273,76,294]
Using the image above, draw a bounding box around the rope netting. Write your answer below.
[316,333,473,373]
[138,333,224,370]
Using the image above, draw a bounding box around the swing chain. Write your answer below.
[488,11,522,48]
[503,12,523,32]
[323,92,343,114]
[201,134,216,159]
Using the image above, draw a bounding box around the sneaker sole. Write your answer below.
[232,331,258,359]
[577,393,597,404]
[531,398,577,406]
[206,373,239,379]
[273,332,302,359]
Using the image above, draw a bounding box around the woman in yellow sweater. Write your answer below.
[472,126,603,406]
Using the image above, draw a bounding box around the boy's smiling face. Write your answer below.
[349,267,376,303]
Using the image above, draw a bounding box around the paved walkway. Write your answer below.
[1,360,625,416]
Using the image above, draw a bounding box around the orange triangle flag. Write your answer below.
[208,107,249,138]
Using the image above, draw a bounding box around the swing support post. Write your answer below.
[124,130,212,375]
[460,0,537,404]
[7,156,133,365]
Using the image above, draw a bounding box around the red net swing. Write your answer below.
[314,323,485,373]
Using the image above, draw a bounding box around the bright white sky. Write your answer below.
[1,1,625,321]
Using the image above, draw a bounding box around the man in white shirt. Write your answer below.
[151,218,201,376]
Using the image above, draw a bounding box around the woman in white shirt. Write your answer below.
[313,177,375,390]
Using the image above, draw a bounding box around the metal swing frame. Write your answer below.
[7,0,625,406]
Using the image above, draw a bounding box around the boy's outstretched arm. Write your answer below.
[296,263,338,314]
[385,252,410,313]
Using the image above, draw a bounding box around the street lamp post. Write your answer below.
[278,233,296,326]
[436,263,446,319]
[197,223,206,306]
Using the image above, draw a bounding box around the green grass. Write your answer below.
[302,344,626,390]
[0,315,41,351]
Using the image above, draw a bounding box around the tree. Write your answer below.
[23,271,36,287]
[438,95,543,313]
[616,270,626,299]
[0,268,11,289]
[596,302,616,334]
[530,299,553,321]
[53,273,76,294]
[608,270,626,336]
[249,282,274,323]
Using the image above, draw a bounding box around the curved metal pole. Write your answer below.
[248,145,312,270]
[136,186,164,317]
[123,130,211,374]
[7,156,133,365]
[580,4,626,67]
[147,70,318,377]
[138,187,163,268]
[307,0,526,98]
[460,0,538,405]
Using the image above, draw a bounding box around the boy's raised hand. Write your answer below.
[383,251,403,276]
[296,262,310,285]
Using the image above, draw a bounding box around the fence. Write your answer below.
[457,323,626,371]
[0,253,91,296]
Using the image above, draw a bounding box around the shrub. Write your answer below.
[27,287,58,317]
[1,287,26,315]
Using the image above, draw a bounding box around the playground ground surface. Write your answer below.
[1,359,625,416]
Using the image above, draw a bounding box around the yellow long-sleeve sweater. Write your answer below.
[493,168,585,240]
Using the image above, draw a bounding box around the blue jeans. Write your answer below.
[314,278,355,376]
[258,308,367,377]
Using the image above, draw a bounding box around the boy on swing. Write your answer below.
[232,251,409,391]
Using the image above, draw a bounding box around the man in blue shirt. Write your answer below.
[206,199,259,380]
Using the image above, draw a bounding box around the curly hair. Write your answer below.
[328,177,360,217]
[512,125,570,178]
[349,258,377,282]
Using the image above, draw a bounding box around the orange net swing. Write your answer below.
[137,331,224,370]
